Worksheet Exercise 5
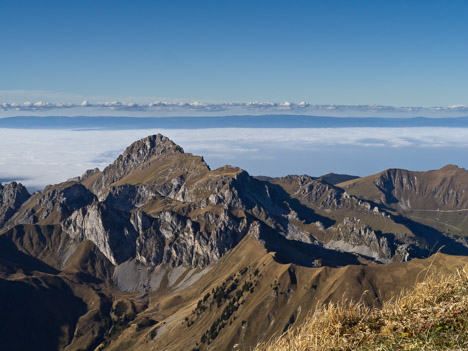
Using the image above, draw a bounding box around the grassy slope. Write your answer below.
[100,235,468,351]
[256,262,468,351]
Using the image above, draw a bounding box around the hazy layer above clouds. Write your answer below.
[3,116,468,130]
[1,127,468,191]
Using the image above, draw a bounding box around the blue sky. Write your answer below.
[1,0,468,106]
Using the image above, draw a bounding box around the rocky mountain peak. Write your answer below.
[0,182,31,227]
[105,134,184,175]
[122,134,183,161]
[85,134,186,196]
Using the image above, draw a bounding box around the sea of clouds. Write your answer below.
[2,127,468,191]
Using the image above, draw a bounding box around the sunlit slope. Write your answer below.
[256,263,468,351]
[100,235,468,351]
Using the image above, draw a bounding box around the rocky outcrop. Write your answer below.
[7,183,95,226]
[0,182,30,227]
[62,199,249,267]
[104,184,154,211]
[270,175,393,222]
[62,202,137,265]
[324,217,409,263]
[134,207,249,267]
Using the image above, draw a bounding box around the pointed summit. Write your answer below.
[104,134,184,180]
[119,134,184,164]
[83,134,190,197]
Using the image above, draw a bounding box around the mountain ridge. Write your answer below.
[3,135,468,268]
[338,164,468,238]
[1,134,467,350]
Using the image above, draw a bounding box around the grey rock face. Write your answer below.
[0,182,30,227]
[62,202,137,265]
[63,197,249,267]
[9,183,95,226]
[105,184,152,211]
[279,175,382,213]
[324,217,399,262]
[39,183,96,218]
[135,207,248,267]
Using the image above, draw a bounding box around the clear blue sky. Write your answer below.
[1,0,467,106]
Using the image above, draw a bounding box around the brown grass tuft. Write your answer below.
[256,265,468,351]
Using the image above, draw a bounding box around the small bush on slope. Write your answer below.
[256,265,468,351]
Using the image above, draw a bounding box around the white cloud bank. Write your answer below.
[1,127,468,190]
[1,100,468,117]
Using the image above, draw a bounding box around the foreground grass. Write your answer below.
[256,265,468,351]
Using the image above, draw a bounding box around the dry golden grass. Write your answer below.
[256,264,468,351]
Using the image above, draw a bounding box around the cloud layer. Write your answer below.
[1,127,468,190]
[2,100,468,117]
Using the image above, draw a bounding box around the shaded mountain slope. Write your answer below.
[317,172,359,185]
[0,275,87,351]
[0,230,115,351]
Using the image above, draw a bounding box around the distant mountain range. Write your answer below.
[1,134,467,350]
[2,115,468,130]
[2,101,468,118]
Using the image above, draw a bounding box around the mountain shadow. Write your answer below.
[258,224,361,267]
